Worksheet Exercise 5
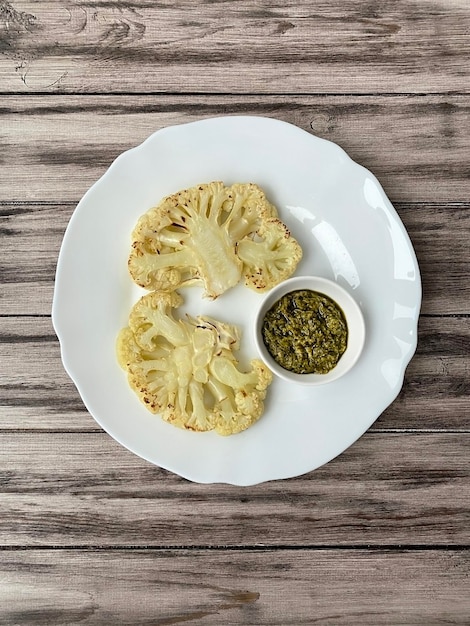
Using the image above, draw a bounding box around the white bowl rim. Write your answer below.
[253,275,366,386]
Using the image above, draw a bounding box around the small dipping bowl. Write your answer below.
[254,276,366,386]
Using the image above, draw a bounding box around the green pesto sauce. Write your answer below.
[262,289,348,375]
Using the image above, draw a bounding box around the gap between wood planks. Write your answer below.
[1,92,469,97]
[0,544,469,551]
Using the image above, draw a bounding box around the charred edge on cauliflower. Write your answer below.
[128,182,302,299]
[116,291,273,436]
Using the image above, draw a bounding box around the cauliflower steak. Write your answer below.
[117,291,273,435]
[128,182,302,299]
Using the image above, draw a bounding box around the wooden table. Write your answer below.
[1,2,469,623]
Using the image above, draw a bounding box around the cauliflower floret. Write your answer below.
[208,357,272,435]
[237,217,303,292]
[128,182,302,299]
[117,291,273,435]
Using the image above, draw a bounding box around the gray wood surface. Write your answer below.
[2,95,470,203]
[1,0,469,624]
[1,432,469,546]
[1,549,469,625]
[1,0,469,94]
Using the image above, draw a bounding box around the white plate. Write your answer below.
[52,116,421,486]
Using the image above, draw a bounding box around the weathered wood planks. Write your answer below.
[1,95,469,203]
[1,548,469,625]
[1,0,469,94]
[2,1,470,622]
[1,432,468,546]
[402,204,470,315]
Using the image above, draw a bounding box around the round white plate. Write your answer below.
[52,116,421,486]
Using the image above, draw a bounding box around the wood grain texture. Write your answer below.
[1,548,469,625]
[1,0,469,94]
[1,316,469,431]
[401,204,470,315]
[1,432,468,546]
[2,0,469,621]
[377,316,470,429]
[1,95,470,203]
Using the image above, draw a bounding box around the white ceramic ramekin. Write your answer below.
[253,276,366,385]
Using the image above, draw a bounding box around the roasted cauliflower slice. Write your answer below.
[128,182,302,299]
[117,291,273,435]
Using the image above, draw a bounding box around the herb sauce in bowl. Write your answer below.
[262,289,348,374]
[253,276,365,386]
